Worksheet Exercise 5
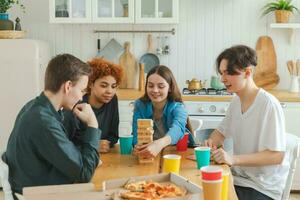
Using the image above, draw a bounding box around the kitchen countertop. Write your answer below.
[117,89,300,102]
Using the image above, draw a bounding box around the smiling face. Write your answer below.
[62,75,89,110]
[146,73,170,104]
[219,59,248,94]
[90,75,117,104]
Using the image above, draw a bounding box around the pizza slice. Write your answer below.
[124,180,146,192]
[157,183,187,198]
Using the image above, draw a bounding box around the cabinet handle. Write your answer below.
[280,102,287,108]
[129,102,134,107]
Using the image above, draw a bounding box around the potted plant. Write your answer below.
[0,0,25,30]
[262,0,299,23]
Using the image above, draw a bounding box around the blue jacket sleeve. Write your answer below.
[166,103,188,145]
[132,100,143,145]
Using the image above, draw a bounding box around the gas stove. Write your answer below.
[182,88,233,96]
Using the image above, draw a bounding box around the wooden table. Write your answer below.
[162,146,238,200]
[91,145,238,200]
[91,145,160,190]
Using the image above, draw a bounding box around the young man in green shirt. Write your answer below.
[4,54,100,195]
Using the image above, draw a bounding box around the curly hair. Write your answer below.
[87,58,123,94]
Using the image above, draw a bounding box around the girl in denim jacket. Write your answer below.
[132,65,194,158]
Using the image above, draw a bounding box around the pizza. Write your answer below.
[121,180,187,199]
[124,180,147,192]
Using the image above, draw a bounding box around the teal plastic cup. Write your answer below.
[194,146,211,169]
[119,135,133,155]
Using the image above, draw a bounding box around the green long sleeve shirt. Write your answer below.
[5,92,100,194]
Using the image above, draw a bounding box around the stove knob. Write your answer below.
[209,105,216,112]
[220,107,228,113]
[198,107,204,113]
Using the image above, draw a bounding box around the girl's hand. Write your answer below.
[133,144,148,156]
[135,141,163,159]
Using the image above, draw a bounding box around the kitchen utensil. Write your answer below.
[253,36,279,89]
[139,63,145,91]
[186,79,206,90]
[296,60,300,76]
[97,39,101,54]
[97,38,123,63]
[139,34,160,73]
[290,76,300,93]
[119,41,139,89]
[162,36,170,55]
[287,60,293,75]
[156,36,162,55]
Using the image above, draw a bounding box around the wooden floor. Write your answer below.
[1,190,299,199]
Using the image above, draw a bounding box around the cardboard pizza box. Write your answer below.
[101,173,203,200]
[15,183,103,200]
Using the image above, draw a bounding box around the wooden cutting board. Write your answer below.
[254,36,279,89]
[119,42,139,89]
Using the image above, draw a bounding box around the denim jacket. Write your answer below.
[132,99,194,146]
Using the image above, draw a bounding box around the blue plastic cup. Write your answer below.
[119,135,133,155]
[194,146,210,169]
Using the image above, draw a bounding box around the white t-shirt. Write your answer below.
[217,89,289,199]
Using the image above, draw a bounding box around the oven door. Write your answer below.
[189,115,224,130]
[189,115,233,153]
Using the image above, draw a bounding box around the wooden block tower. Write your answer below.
[137,119,154,164]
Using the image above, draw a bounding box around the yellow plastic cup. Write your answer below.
[221,171,229,200]
[162,154,181,174]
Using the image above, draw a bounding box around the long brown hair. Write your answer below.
[140,65,193,133]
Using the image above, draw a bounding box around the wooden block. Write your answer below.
[137,119,153,128]
[137,136,153,145]
[137,127,153,132]
[138,135,152,141]
[138,157,154,164]
[137,128,154,135]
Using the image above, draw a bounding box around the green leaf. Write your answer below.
[261,0,299,16]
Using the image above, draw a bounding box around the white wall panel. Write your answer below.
[9,0,300,90]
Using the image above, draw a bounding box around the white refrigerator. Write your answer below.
[0,39,50,152]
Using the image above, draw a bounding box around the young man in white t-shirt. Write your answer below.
[205,45,289,200]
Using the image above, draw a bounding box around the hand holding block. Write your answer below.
[137,135,153,145]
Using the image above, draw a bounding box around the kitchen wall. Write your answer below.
[9,0,300,90]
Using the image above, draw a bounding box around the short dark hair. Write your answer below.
[216,45,257,75]
[45,54,91,93]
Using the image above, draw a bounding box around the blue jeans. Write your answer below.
[234,185,273,200]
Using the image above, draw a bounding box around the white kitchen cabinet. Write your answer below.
[282,102,300,190]
[92,0,134,23]
[49,0,178,24]
[50,0,133,23]
[49,0,92,23]
[135,0,178,24]
[118,100,134,136]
